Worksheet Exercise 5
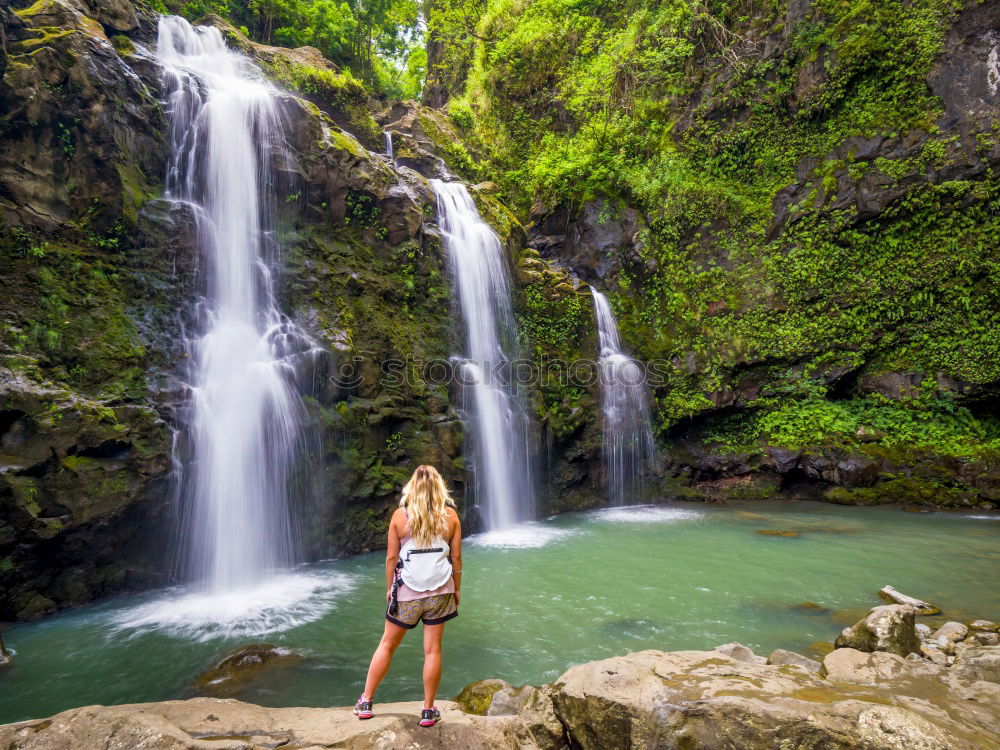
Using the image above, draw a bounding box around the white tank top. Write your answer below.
[399,512,453,592]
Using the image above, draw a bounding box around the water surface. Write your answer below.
[2,501,997,724]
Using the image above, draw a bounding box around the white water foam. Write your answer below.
[587,505,702,524]
[110,572,351,641]
[467,523,574,549]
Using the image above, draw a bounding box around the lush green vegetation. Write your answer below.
[427,0,1000,461]
[164,0,427,96]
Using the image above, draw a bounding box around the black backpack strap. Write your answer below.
[387,558,403,616]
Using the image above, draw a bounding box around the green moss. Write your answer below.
[432,0,998,456]
[328,127,364,158]
[263,57,382,146]
[702,380,1000,460]
[111,34,135,56]
[0,231,148,398]
[825,477,974,508]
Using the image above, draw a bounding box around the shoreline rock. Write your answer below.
[4,633,999,749]
[878,584,941,615]
[834,603,921,656]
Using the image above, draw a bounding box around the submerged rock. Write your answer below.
[877,585,941,615]
[969,619,999,633]
[192,644,301,698]
[755,529,799,537]
[791,601,830,616]
[834,604,921,657]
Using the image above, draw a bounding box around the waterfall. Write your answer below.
[384,131,394,160]
[591,289,657,506]
[157,17,314,591]
[431,180,534,530]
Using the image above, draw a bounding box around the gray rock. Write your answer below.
[915,623,933,639]
[952,646,1000,683]
[920,643,949,667]
[550,648,999,749]
[974,632,1000,647]
[822,647,944,685]
[877,585,940,615]
[0,698,531,749]
[713,641,766,664]
[931,621,969,644]
[766,648,821,673]
[86,0,138,31]
[834,605,921,657]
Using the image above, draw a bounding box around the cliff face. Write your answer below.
[427,0,1000,508]
[0,0,593,620]
[2,0,997,620]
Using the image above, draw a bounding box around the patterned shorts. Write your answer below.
[387,593,458,629]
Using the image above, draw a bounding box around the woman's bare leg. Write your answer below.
[422,622,445,708]
[363,620,408,699]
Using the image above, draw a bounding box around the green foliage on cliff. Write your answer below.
[1,230,148,398]
[428,0,1000,460]
[172,0,426,96]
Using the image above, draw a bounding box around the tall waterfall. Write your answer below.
[592,289,656,506]
[431,180,534,530]
[157,17,313,591]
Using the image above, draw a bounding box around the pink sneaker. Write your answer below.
[354,695,373,720]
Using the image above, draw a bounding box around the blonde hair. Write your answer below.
[400,465,455,545]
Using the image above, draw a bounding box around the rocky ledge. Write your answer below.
[3,609,999,749]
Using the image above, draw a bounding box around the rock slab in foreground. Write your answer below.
[0,699,534,750]
[4,647,1000,749]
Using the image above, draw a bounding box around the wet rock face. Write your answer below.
[527,198,642,285]
[0,0,469,616]
[0,366,172,620]
[0,0,165,232]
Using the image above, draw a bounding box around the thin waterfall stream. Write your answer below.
[157,17,315,593]
[592,289,657,505]
[431,180,535,531]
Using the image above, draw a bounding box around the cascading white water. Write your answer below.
[384,131,394,160]
[157,17,313,591]
[431,180,534,530]
[592,289,657,506]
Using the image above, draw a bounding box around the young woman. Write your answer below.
[355,464,462,727]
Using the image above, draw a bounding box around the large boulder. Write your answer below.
[834,604,921,657]
[548,649,999,749]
